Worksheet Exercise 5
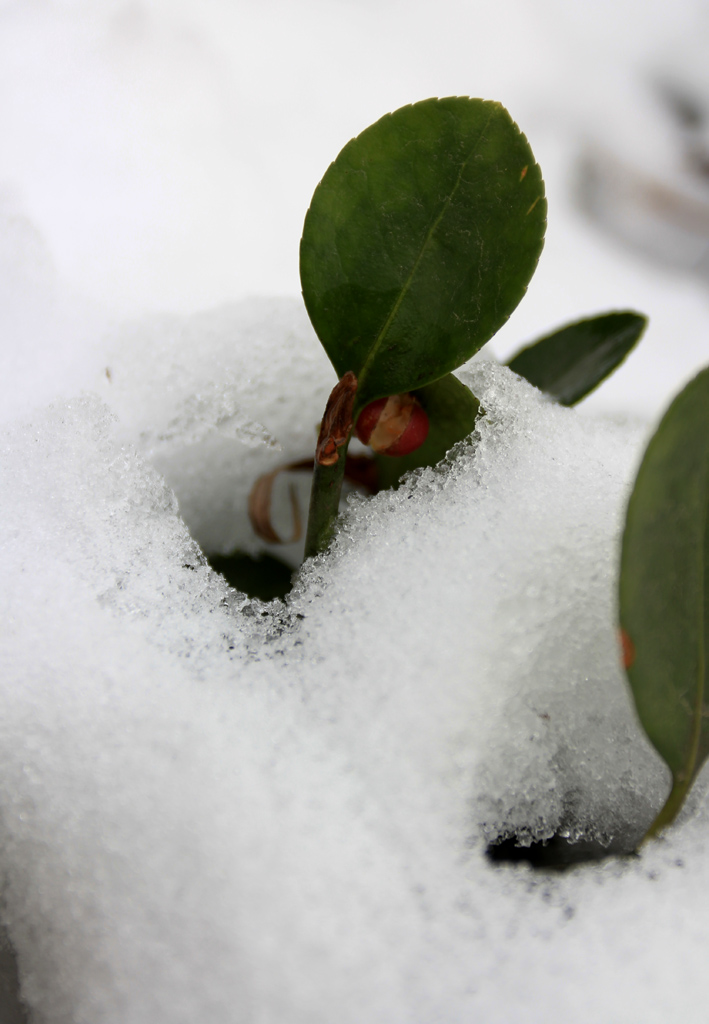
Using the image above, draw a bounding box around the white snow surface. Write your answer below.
[1,309,705,1022]
[4,0,709,1021]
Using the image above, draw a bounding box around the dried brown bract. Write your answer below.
[315,371,358,466]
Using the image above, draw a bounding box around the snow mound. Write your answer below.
[2,299,695,1023]
[98,297,334,559]
[287,358,667,848]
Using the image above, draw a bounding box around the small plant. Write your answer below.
[248,96,709,855]
[297,97,645,558]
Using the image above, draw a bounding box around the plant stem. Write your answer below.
[639,775,689,847]
[303,443,349,559]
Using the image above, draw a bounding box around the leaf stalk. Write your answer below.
[303,448,350,559]
[640,777,691,846]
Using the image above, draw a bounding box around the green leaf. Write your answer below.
[373,372,480,490]
[300,96,546,406]
[619,366,709,840]
[507,311,647,406]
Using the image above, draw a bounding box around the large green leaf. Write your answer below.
[373,372,480,490]
[300,97,546,406]
[619,366,709,839]
[507,311,647,406]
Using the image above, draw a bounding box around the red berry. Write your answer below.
[355,393,429,457]
[355,398,388,446]
[387,403,429,456]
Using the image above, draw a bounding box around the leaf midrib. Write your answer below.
[356,107,496,395]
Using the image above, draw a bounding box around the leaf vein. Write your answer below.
[357,107,497,393]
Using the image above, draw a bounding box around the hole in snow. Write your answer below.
[206,550,294,602]
[485,832,639,871]
[0,925,29,1024]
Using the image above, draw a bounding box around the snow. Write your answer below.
[98,298,333,560]
[3,1,709,1022]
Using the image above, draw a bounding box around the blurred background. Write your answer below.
[2,0,709,420]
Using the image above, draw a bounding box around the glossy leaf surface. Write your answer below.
[374,373,480,490]
[507,311,647,406]
[619,366,709,838]
[301,97,546,406]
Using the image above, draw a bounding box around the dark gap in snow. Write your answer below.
[207,550,294,601]
[485,833,639,871]
[0,925,29,1024]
